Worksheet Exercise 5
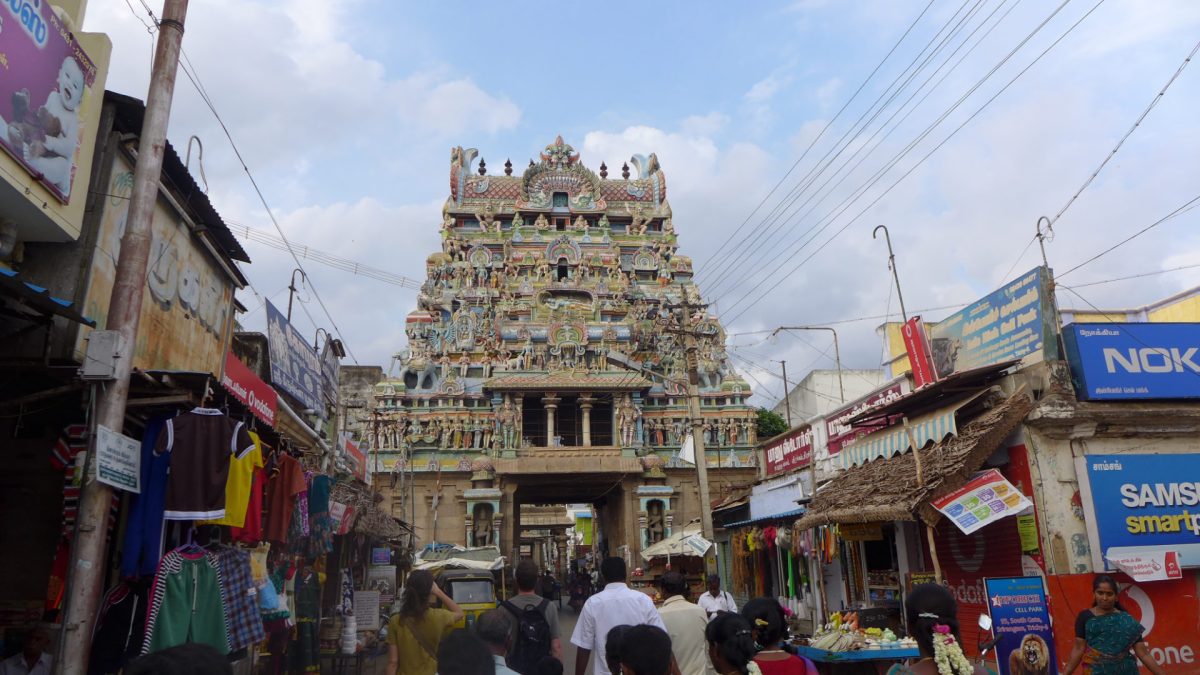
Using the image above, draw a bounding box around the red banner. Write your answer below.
[763,425,813,476]
[221,351,277,427]
[344,436,366,481]
[902,316,937,387]
[1047,571,1199,673]
[824,382,904,455]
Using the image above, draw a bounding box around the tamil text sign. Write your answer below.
[984,576,1056,675]
[221,351,278,428]
[903,316,937,388]
[1082,453,1200,568]
[763,425,813,476]
[0,0,98,202]
[95,424,140,493]
[1064,323,1200,400]
[824,381,904,455]
[265,299,324,416]
[928,267,1055,378]
[76,156,234,374]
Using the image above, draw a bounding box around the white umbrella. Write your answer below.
[640,524,714,561]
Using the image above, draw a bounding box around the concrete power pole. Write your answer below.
[57,2,189,672]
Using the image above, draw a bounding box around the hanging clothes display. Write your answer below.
[141,548,231,655]
[200,430,265,528]
[231,435,270,544]
[290,567,322,673]
[305,474,335,558]
[122,416,173,578]
[156,408,255,521]
[213,547,265,652]
[265,453,306,544]
[88,580,150,675]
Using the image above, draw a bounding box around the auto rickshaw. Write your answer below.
[436,569,497,629]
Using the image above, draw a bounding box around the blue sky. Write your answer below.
[84,0,1200,406]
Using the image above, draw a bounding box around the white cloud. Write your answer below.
[815,77,842,110]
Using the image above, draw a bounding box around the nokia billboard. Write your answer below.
[1063,323,1200,400]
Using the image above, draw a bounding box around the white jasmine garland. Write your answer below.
[931,630,974,675]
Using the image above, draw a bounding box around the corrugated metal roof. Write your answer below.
[721,507,806,529]
[0,268,95,326]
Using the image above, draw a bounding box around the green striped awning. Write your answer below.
[839,408,958,469]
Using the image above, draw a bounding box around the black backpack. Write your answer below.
[501,598,552,674]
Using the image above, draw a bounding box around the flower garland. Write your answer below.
[931,625,974,675]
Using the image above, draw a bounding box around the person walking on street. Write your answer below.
[570,557,667,675]
[657,572,716,675]
[618,624,676,675]
[503,559,562,672]
[697,574,737,620]
[1062,575,1166,675]
[386,570,465,675]
[893,583,989,675]
[436,628,496,675]
[705,612,761,675]
[477,609,522,675]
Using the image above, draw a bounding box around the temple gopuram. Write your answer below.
[372,137,758,563]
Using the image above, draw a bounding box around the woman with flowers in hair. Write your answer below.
[895,584,988,675]
[740,598,817,675]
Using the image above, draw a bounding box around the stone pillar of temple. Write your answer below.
[579,395,594,446]
[543,395,560,446]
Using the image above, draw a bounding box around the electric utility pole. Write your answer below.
[668,301,715,561]
[57,2,189,672]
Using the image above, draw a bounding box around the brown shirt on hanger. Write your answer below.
[265,453,306,543]
[156,408,255,520]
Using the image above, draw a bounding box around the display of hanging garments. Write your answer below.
[157,408,255,521]
[200,430,265,528]
[122,417,173,578]
[337,568,354,616]
[230,440,268,543]
[305,474,335,558]
[51,424,119,539]
[142,548,231,655]
[290,569,322,673]
[213,547,265,652]
[89,580,150,675]
[265,453,306,544]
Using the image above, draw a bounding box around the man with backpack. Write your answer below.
[501,559,561,673]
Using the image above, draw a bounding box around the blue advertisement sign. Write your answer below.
[265,300,325,417]
[1063,322,1200,400]
[984,576,1056,675]
[1083,453,1200,568]
[927,267,1056,378]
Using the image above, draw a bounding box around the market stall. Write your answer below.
[634,524,714,598]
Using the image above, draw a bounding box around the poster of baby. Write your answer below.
[1,0,98,203]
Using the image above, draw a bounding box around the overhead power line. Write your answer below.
[227,221,423,290]
[1058,193,1200,278]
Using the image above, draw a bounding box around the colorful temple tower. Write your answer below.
[374,137,758,561]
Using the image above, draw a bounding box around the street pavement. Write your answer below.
[560,603,588,673]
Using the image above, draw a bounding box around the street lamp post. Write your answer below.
[771,326,846,404]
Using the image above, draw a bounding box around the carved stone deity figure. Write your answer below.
[663,217,675,234]
[472,503,494,547]
[441,212,454,232]
[617,395,641,448]
[573,215,588,232]
[646,500,665,545]
[452,420,464,449]
[598,214,610,231]
[475,203,498,232]
[511,210,524,229]
[654,420,666,447]
[534,213,550,230]
[497,396,518,449]
[630,207,651,235]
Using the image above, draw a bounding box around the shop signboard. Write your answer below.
[342,434,367,482]
[984,576,1056,675]
[927,267,1056,378]
[94,424,140,493]
[931,469,1033,535]
[220,351,277,428]
[1080,453,1200,569]
[76,157,235,375]
[320,340,340,406]
[1063,323,1200,400]
[903,316,937,388]
[1047,571,1199,673]
[0,0,99,203]
[763,424,813,476]
[265,300,324,416]
[840,523,884,541]
[353,591,381,631]
[825,381,905,455]
[1107,550,1183,583]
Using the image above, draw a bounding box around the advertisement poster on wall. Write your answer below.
[0,0,98,202]
[931,469,1034,535]
[265,299,324,416]
[1063,323,1200,400]
[76,158,235,375]
[927,267,1056,378]
[984,576,1056,675]
[1047,572,1199,674]
[1081,453,1200,569]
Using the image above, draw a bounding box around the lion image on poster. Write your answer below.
[1007,634,1050,675]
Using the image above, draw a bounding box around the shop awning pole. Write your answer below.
[902,416,924,487]
[925,524,943,584]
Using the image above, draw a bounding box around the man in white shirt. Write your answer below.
[657,572,716,675]
[696,574,737,620]
[0,625,52,675]
[571,557,666,675]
